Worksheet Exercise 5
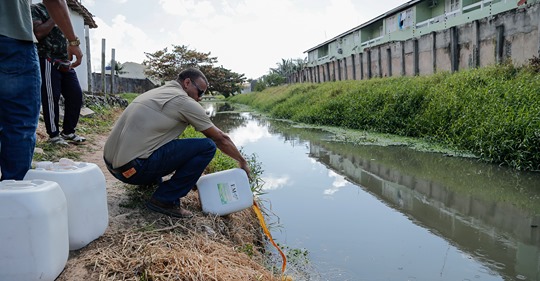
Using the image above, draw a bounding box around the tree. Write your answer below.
[253,57,307,91]
[143,45,245,97]
[201,66,246,98]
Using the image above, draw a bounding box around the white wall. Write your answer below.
[69,11,89,92]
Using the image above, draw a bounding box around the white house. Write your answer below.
[33,0,97,92]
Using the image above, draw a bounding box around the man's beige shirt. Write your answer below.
[103,80,214,168]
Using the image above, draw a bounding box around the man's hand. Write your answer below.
[239,160,252,181]
[67,45,83,68]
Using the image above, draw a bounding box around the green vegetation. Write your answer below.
[143,44,246,97]
[254,58,307,91]
[119,93,139,103]
[230,64,540,171]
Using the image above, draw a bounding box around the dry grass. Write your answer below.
[80,193,279,281]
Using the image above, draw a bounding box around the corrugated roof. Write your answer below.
[66,0,97,28]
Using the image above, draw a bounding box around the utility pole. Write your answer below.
[101,38,106,98]
[110,48,116,95]
[85,26,92,94]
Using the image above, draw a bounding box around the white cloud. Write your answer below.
[83,0,406,78]
[158,0,213,17]
[81,0,95,6]
[88,15,160,71]
[261,174,290,191]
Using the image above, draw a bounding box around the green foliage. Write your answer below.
[200,66,245,98]
[230,64,540,171]
[106,60,126,76]
[143,45,246,97]
[120,93,138,104]
[238,243,255,257]
[254,57,307,90]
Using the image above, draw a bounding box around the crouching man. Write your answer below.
[103,68,249,218]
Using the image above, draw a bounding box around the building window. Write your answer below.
[386,15,398,34]
[318,45,329,58]
[446,0,461,17]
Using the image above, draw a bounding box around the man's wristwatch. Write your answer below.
[68,37,80,46]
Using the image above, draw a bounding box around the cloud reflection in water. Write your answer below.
[323,170,348,195]
[261,174,290,191]
[228,120,271,147]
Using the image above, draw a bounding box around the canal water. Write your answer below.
[206,102,540,281]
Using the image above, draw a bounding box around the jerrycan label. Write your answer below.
[217,182,239,204]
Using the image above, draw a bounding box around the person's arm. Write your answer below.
[201,126,251,178]
[32,18,56,40]
[41,0,83,67]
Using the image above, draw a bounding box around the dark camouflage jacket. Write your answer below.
[31,2,68,60]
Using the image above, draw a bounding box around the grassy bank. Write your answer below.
[230,64,540,171]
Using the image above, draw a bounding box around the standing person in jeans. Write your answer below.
[32,2,86,145]
[0,0,82,180]
[103,68,250,218]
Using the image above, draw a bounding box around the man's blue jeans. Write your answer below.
[110,138,216,205]
[0,36,41,180]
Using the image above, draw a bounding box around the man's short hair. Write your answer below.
[177,68,208,85]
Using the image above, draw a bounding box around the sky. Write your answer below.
[81,0,406,79]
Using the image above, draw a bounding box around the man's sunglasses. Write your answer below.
[190,79,206,97]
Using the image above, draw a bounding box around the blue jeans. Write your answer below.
[0,36,41,180]
[110,138,216,204]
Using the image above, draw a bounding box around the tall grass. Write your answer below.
[230,64,540,171]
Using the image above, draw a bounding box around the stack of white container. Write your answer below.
[0,159,109,281]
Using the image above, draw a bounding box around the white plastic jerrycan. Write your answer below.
[0,180,69,281]
[196,168,253,216]
[24,158,109,250]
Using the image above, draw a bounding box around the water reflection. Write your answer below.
[209,103,540,281]
[227,113,272,147]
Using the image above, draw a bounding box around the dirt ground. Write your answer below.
[34,119,279,280]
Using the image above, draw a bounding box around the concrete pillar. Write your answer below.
[413,39,419,76]
[451,26,459,72]
[101,38,106,96]
[326,63,331,82]
[343,58,348,80]
[337,59,342,81]
[332,61,336,81]
[401,41,406,76]
[386,48,392,77]
[367,49,372,78]
[351,54,357,80]
[473,20,480,67]
[378,47,382,77]
[432,32,437,73]
[496,24,505,64]
[360,53,364,80]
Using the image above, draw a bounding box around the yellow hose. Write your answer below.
[252,199,289,279]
